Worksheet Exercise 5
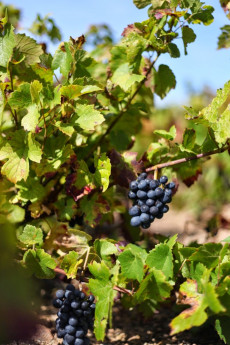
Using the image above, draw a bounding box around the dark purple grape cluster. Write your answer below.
[53,284,95,345]
[128,173,175,229]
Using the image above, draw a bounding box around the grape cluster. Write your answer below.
[53,284,95,345]
[128,173,175,229]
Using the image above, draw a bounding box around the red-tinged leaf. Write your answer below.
[183,167,202,187]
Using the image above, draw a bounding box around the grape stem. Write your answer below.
[146,144,230,172]
[54,268,133,295]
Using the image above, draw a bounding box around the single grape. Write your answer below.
[138,180,148,190]
[87,295,95,303]
[147,190,156,199]
[161,194,172,203]
[56,290,65,299]
[159,176,168,184]
[74,309,83,317]
[128,191,136,199]
[146,179,151,185]
[162,205,169,213]
[81,301,89,310]
[71,301,80,309]
[83,310,92,317]
[149,206,159,216]
[69,317,78,326]
[137,199,145,206]
[149,180,159,189]
[146,198,155,207]
[75,338,84,345]
[141,222,151,229]
[139,172,147,180]
[74,289,81,298]
[140,213,150,223]
[80,292,86,300]
[65,325,76,335]
[53,298,63,308]
[130,216,141,227]
[137,190,147,199]
[156,212,163,219]
[90,303,96,310]
[60,313,69,322]
[166,181,176,189]
[57,328,66,338]
[155,200,163,209]
[65,290,74,301]
[64,333,75,344]
[140,205,149,213]
[155,187,164,197]
[149,215,155,222]
[61,305,70,313]
[164,188,172,196]
[129,205,141,217]
[75,327,85,338]
[66,284,75,292]
[130,180,138,191]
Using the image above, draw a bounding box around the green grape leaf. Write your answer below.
[199,80,230,144]
[135,268,172,303]
[0,24,15,68]
[170,279,208,334]
[111,63,144,92]
[14,33,43,66]
[94,239,118,259]
[68,228,92,245]
[21,104,40,132]
[23,249,56,279]
[146,243,174,279]
[60,85,83,100]
[88,261,111,281]
[154,125,176,141]
[168,43,180,58]
[133,0,151,9]
[60,251,82,279]
[8,83,32,109]
[75,160,94,189]
[73,104,105,131]
[215,317,230,344]
[189,243,223,269]
[94,153,111,192]
[118,244,147,282]
[52,42,73,78]
[18,224,43,246]
[182,26,196,55]
[154,64,176,99]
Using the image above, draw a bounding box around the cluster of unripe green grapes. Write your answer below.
[128,173,175,229]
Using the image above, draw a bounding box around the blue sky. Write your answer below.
[5,0,230,107]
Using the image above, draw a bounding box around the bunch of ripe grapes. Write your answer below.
[128,173,175,229]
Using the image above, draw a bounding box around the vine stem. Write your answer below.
[146,144,230,172]
[85,53,160,160]
[54,268,133,296]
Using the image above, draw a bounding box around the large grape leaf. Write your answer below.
[73,104,105,131]
[52,42,73,78]
[60,251,83,279]
[118,244,147,282]
[21,104,40,132]
[8,83,32,109]
[23,249,56,279]
[18,225,43,246]
[111,63,144,92]
[14,33,43,66]
[170,279,224,335]
[0,24,15,68]
[89,261,115,340]
[154,64,176,99]
[182,26,196,55]
[146,243,174,279]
